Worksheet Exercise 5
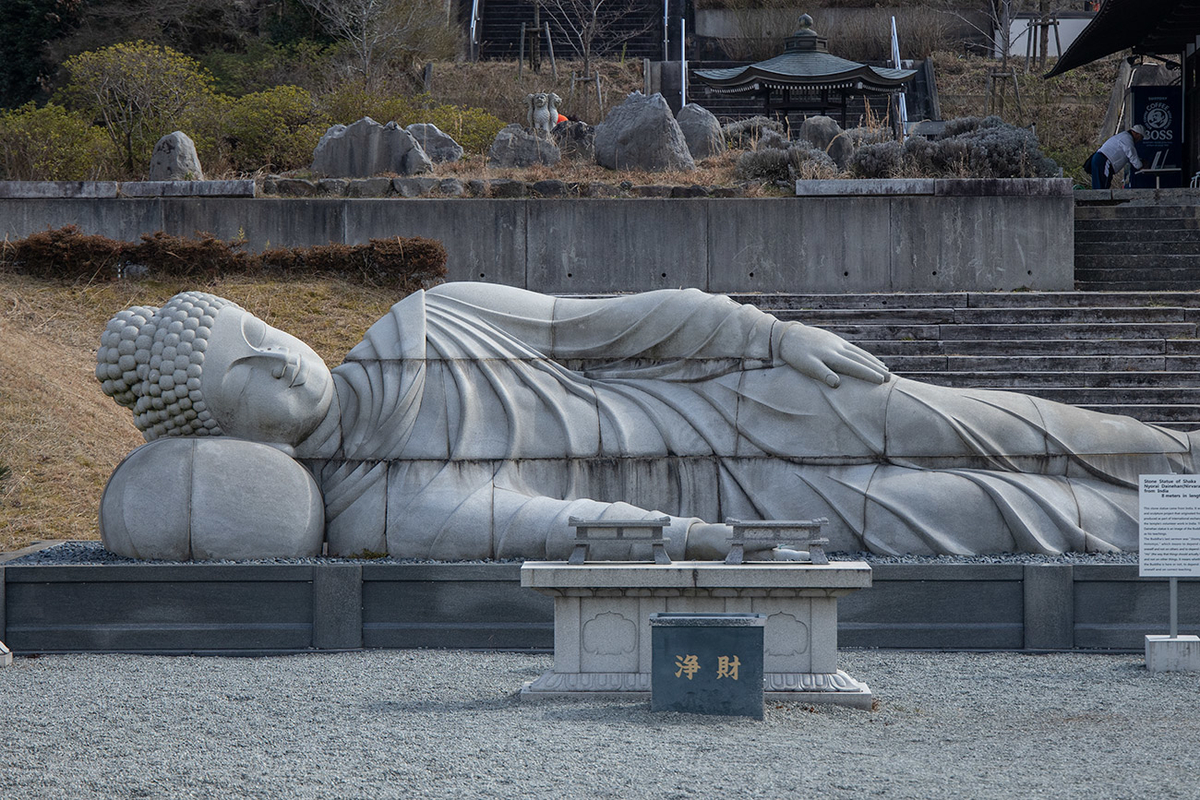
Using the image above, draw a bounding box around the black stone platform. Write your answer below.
[1,548,1193,655]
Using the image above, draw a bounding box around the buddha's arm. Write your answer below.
[426,282,888,387]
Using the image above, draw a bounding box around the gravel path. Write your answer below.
[1,649,1195,799]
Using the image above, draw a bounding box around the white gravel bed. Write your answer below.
[4,541,1140,566]
[0,649,1194,799]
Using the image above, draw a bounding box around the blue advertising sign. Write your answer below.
[1131,85,1183,188]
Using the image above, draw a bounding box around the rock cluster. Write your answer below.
[311,117,433,178]
[487,124,561,168]
[593,92,694,172]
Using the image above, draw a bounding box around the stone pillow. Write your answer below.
[100,437,324,560]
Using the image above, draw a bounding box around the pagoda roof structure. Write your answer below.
[694,14,917,94]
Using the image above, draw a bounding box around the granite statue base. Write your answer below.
[1145,635,1200,672]
[519,561,873,708]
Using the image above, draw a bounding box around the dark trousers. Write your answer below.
[1090,152,1112,189]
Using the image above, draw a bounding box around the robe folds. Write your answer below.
[298,283,1198,559]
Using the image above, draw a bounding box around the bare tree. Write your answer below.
[299,0,456,89]
[540,0,655,85]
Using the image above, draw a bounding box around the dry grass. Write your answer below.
[438,149,746,188]
[0,274,399,553]
[428,59,646,126]
[932,51,1123,184]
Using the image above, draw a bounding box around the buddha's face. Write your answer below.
[200,307,334,447]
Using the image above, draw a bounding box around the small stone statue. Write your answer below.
[526,92,561,138]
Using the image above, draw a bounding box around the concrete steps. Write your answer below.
[1075,203,1200,291]
[477,0,661,61]
[732,291,1200,430]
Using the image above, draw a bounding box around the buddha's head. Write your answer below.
[97,292,334,448]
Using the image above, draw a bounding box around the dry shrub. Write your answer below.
[1,226,126,281]
[259,237,447,292]
[1,227,448,291]
[129,231,251,279]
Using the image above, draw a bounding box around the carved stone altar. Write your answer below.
[519,561,873,707]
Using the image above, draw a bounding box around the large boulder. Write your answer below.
[311,117,433,178]
[594,92,695,172]
[799,115,851,169]
[675,104,726,160]
[487,124,561,168]
[406,123,464,163]
[149,131,204,181]
[552,120,595,161]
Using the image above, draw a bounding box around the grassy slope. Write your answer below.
[0,275,398,553]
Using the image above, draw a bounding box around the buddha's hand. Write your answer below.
[779,322,890,388]
[685,522,805,561]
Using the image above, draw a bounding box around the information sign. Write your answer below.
[1139,475,1200,578]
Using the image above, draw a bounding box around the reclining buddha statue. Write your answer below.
[95,283,1197,560]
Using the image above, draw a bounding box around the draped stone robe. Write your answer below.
[299,283,1198,559]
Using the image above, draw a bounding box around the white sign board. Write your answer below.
[1139,475,1200,577]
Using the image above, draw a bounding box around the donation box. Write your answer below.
[1131,85,1183,188]
[650,613,766,719]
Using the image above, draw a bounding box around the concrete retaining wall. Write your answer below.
[1,562,1187,654]
[0,178,1074,292]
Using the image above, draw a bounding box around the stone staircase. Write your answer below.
[1075,202,1200,291]
[729,291,1200,430]
[476,0,662,61]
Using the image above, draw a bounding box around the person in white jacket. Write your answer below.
[1090,124,1144,188]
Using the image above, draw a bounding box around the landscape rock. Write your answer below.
[583,182,622,197]
[799,115,852,168]
[466,179,489,197]
[347,177,392,197]
[316,178,349,195]
[274,178,317,197]
[552,120,596,161]
[406,123,464,163]
[593,92,695,172]
[487,124,561,168]
[148,131,204,181]
[675,104,726,160]
[532,179,570,197]
[436,178,465,196]
[393,177,439,197]
[631,184,672,197]
[488,178,529,198]
[671,184,711,198]
[311,117,433,178]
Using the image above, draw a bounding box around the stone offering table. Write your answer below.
[519,560,873,707]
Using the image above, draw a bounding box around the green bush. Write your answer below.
[317,86,503,156]
[61,41,217,175]
[0,102,113,180]
[225,86,330,173]
[318,86,421,128]
[419,103,505,156]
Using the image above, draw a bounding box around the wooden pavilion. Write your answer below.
[693,14,916,128]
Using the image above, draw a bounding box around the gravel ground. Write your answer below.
[1,649,1196,799]
[4,540,1141,566]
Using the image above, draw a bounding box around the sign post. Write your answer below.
[1138,475,1200,671]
